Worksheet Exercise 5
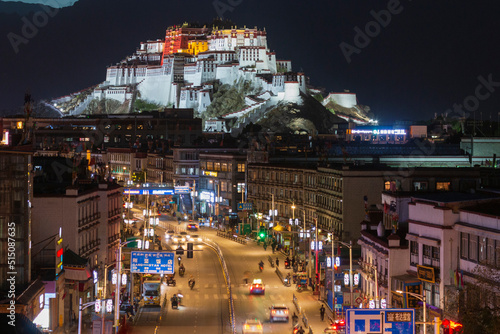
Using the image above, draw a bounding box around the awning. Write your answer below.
[273,224,286,232]
[64,267,92,281]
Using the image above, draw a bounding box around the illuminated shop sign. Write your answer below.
[351,129,407,135]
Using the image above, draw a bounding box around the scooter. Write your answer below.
[188,279,195,290]
[259,264,264,272]
[284,274,292,287]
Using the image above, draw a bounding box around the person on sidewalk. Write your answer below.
[275,257,279,267]
[320,304,326,321]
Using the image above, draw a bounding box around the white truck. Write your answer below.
[142,280,161,306]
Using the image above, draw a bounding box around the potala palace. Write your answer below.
[49,22,373,134]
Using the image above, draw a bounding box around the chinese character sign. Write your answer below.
[131,251,174,274]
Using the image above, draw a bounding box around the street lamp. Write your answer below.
[78,298,101,334]
[114,239,141,332]
[337,239,354,307]
[395,290,427,334]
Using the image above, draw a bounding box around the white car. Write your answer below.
[190,234,202,243]
[269,305,289,322]
[242,319,263,334]
[172,235,186,244]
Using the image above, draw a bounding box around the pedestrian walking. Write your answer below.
[320,304,325,321]
[275,257,279,267]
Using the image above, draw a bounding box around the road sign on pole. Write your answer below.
[130,251,174,274]
[346,308,415,334]
[237,202,253,211]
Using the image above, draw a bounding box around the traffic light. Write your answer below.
[187,243,193,258]
[258,226,267,240]
[176,246,184,255]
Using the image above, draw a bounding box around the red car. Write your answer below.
[249,279,265,295]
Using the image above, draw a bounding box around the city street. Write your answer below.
[123,207,332,334]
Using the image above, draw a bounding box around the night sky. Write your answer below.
[1,0,499,122]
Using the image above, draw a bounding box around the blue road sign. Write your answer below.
[131,251,174,274]
[237,202,253,211]
[346,308,415,334]
[124,189,174,195]
[175,186,191,194]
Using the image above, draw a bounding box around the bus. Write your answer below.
[142,280,161,306]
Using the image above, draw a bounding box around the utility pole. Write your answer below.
[192,178,196,221]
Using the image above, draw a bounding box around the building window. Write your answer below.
[479,237,487,263]
[436,181,451,191]
[238,164,245,172]
[487,238,495,266]
[214,162,221,171]
[221,181,227,192]
[432,246,440,267]
[410,241,419,266]
[461,233,468,259]
[207,161,213,170]
[413,181,428,191]
[496,241,500,268]
[221,163,228,172]
[469,235,478,262]
[423,245,432,266]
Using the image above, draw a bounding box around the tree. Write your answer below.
[459,264,500,334]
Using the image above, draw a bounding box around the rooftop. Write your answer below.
[411,191,500,205]
[460,201,500,217]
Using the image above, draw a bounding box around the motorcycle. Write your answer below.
[179,267,185,277]
[166,276,176,286]
[188,279,195,290]
[293,324,305,334]
[171,298,178,309]
[284,260,291,269]
[259,263,264,272]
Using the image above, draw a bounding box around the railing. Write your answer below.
[268,255,275,268]
[215,231,247,244]
[202,238,236,334]
[292,293,313,333]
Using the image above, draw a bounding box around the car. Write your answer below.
[180,231,191,241]
[269,305,289,323]
[190,234,202,243]
[242,319,263,334]
[323,319,346,333]
[187,223,199,231]
[172,235,186,244]
[249,279,265,295]
[165,230,175,241]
